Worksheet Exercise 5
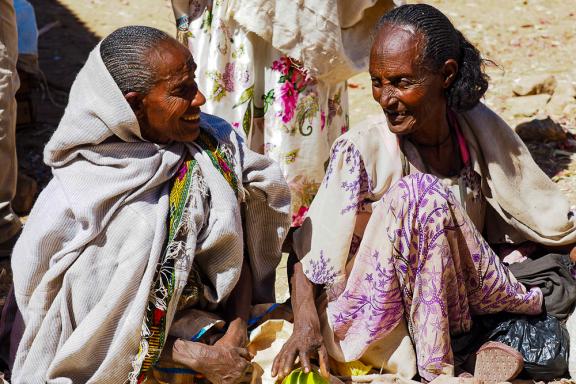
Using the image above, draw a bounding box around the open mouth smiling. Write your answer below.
[181,112,200,122]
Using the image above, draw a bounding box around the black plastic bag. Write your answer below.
[485,314,569,380]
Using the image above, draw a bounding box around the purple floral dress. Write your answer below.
[301,137,543,381]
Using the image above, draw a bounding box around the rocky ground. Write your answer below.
[6,1,576,304]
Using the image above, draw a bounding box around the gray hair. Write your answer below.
[100,25,172,94]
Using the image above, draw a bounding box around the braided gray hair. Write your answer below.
[376,4,489,111]
[100,25,172,94]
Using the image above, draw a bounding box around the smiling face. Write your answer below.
[369,24,449,138]
[130,39,206,143]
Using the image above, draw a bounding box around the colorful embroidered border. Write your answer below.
[196,131,239,196]
[134,130,240,382]
[136,159,194,383]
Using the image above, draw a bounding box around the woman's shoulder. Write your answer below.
[460,102,512,130]
[200,113,240,142]
[335,115,399,159]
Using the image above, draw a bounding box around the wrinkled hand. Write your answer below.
[214,318,248,349]
[172,339,253,384]
[271,322,329,381]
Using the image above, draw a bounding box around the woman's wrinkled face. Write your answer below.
[134,40,206,143]
[369,24,447,137]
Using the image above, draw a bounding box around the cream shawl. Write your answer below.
[299,103,576,293]
[11,45,290,384]
[226,0,401,85]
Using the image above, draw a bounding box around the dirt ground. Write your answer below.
[24,0,576,192]
[9,1,576,303]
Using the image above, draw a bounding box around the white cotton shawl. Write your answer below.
[227,0,401,85]
[11,45,290,384]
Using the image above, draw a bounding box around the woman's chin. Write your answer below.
[175,126,201,143]
[386,118,416,136]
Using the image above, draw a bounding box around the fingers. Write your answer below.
[273,346,298,381]
[318,345,330,379]
[299,350,312,374]
[233,347,253,361]
[271,347,282,378]
[271,346,286,378]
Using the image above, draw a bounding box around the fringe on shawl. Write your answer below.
[128,162,208,383]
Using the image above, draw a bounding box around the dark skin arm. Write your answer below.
[216,259,253,348]
[271,252,329,380]
[168,259,254,384]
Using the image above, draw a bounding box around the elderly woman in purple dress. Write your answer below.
[273,4,576,382]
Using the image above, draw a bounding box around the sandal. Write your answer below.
[474,341,523,382]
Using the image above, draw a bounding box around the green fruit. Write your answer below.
[281,368,329,384]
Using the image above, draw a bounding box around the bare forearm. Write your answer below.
[289,256,320,328]
[217,260,252,347]
[224,260,252,323]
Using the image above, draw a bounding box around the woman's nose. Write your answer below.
[192,89,206,107]
[379,87,398,109]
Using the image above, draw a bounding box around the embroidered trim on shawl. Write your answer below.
[130,130,240,383]
[196,130,240,195]
[133,158,196,383]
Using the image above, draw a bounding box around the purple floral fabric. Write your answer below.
[310,173,543,381]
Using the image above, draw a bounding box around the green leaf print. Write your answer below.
[262,89,275,114]
[242,101,252,137]
[200,8,213,33]
[206,70,226,102]
[233,86,254,108]
[295,94,319,137]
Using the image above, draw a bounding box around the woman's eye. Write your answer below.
[370,77,381,87]
[397,79,413,88]
[174,86,195,98]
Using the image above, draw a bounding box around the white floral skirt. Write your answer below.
[186,0,349,225]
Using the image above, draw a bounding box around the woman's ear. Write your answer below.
[442,59,459,89]
[124,91,144,118]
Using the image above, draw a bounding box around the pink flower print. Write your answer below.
[222,62,235,92]
[341,125,349,134]
[292,205,309,227]
[278,80,298,123]
[321,111,326,131]
[271,56,290,75]
[232,122,240,129]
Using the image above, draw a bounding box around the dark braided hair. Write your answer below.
[376,4,489,111]
[100,26,172,95]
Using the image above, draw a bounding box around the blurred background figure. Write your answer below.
[0,0,22,257]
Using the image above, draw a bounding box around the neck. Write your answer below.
[409,115,451,148]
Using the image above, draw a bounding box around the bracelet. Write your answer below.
[176,15,190,31]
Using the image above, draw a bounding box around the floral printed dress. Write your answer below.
[299,121,544,382]
[184,0,349,225]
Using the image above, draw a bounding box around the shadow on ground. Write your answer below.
[16,0,99,191]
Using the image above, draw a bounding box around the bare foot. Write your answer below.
[172,339,253,384]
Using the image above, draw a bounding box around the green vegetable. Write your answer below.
[281,368,329,384]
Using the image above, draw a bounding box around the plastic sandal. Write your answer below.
[474,341,523,382]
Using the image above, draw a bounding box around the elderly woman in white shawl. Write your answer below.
[10,26,290,384]
[274,4,576,383]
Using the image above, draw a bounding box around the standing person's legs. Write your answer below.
[0,0,21,251]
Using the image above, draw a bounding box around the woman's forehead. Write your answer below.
[370,24,424,72]
[373,24,422,56]
[150,41,196,81]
